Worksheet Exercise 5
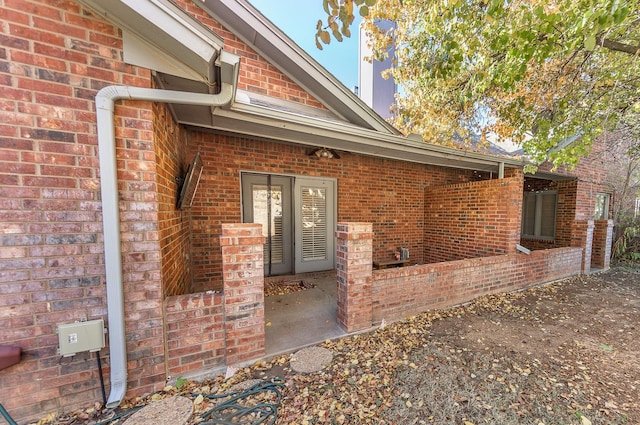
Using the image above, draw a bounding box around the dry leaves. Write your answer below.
[264,279,315,297]
[33,268,639,425]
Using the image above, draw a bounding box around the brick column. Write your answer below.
[220,223,265,365]
[336,223,373,333]
[571,220,594,274]
[591,219,614,270]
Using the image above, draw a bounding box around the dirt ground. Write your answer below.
[385,267,640,425]
[35,267,639,425]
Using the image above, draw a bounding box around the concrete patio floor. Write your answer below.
[264,272,346,357]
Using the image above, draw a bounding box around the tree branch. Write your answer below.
[597,36,640,56]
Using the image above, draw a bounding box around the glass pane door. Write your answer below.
[242,174,292,276]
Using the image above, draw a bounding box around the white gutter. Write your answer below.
[214,103,526,169]
[96,52,239,408]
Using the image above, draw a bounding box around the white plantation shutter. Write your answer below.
[301,186,327,262]
[270,215,284,263]
[251,184,285,264]
[295,177,336,273]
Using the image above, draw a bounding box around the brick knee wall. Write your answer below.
[336,223,374,332]
[164,292,225,377]
[220,224,266,365]
[371,247,583,324]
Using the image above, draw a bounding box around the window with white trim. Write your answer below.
[522,191,557,240]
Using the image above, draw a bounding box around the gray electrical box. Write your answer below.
[57,319,105,357]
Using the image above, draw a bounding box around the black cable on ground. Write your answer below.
[96,351,107,406]
[196,378,285,425]
[0,402,18,425]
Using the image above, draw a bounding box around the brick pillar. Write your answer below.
[591,220,614,270]
[336,223,373,333]
[220,223,265,365]
[571,220,594,274]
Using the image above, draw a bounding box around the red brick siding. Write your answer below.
[154,103,191,297]
[424,176,523,263]
[536,136,612,221]
[336,223,373,332]
[520,239,556,251]
[220,223,266,365]
[187,131,476,292]
[530,138,613,272]
[334,222,583,332]
[164,291,225,376]
[0,0,165,422]
[165,225,268,375]
[555,181,578,247]
[371,248,583,324]
[571,220,595,273]
[172,0,326,110]
[113,98,167,401]
[591,220,613,269]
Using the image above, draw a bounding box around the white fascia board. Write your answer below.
[78,0,223,82]
[217,102,525,170]
[198,0,398,134]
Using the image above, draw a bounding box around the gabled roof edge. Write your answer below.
[197,0,400,134]
[77,0,224,83]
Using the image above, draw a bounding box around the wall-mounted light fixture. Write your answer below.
[309,147,340,159]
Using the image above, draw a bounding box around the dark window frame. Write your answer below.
[521,190,558,241]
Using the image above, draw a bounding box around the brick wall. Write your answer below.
[591,220,614,270]
[114,98,167,399]
[424,176,523,263]
[572,220,595,273]
[0,0,170,422]
[164,291,225,376]
[220,223,266,365]
[0,0,583,422]
[335,222,583,332]
[536,136,612,221]
[187,131,476,292]
[371,247,584,324]
[165,224,266,378]
[155,103,191,297]
[336,223,373,333]
[173,0,326,110]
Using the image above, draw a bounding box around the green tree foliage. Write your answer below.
[317,0,640,168]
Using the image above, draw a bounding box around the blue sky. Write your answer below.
[248,0,362,90]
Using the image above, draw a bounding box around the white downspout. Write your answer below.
[96,52,238,408]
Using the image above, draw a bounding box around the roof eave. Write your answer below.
[196,0,399,134]
[77,0,224,83]
[199,102,526,173]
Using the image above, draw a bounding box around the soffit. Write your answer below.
[77,0,223,83]
[155,75,523,173]
[525,172,577,181]
[173,98,525,174]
